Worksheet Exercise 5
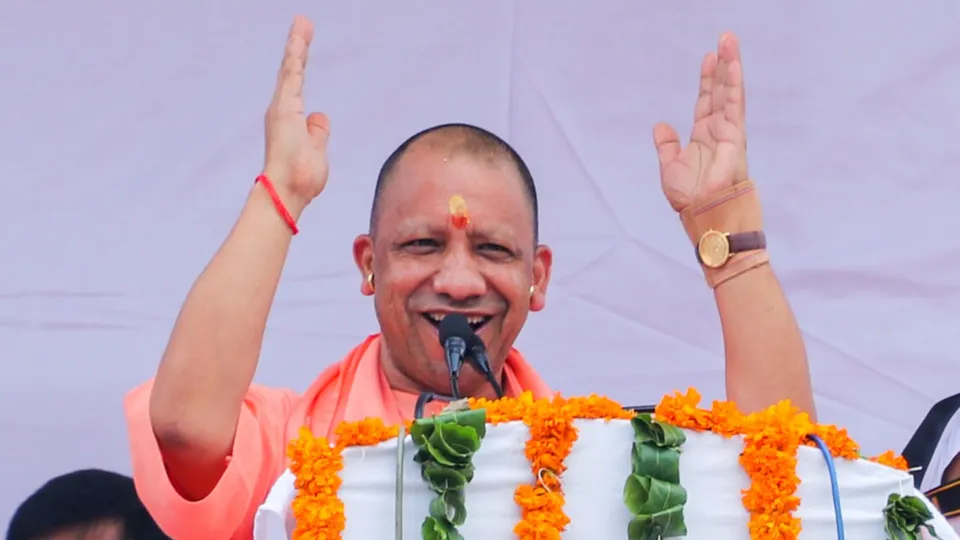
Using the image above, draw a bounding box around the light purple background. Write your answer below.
[2,0,959,531]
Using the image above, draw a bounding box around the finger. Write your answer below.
[711,34,730,115]
[719,33,746,126]
[652,123,682,167]
[723,59,746,132]
[272,16,315,110]
[306,112,331,149]
[693,52,717,123]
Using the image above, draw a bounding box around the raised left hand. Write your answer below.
[654,33,749,212]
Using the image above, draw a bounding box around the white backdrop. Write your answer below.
[2,0,960,530]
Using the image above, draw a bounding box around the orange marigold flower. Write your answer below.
[869,449,910,471]
[288,418,401,539]
[655,387,714,430]
[805,424,860,460]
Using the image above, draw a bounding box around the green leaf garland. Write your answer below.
[883,493,940,540]
[412,408,487,540]
[623,414,688,540]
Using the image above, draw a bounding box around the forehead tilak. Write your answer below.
[448,195,470,230]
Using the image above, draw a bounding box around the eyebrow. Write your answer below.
[394,220,519,242]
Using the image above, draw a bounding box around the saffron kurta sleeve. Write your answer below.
[125,381,299,540]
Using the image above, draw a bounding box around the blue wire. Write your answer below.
[807,434,845,540]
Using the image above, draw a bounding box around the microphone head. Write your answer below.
[467,332,486,352]
[438,313,473,345]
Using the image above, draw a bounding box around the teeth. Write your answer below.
[424,313,488,325]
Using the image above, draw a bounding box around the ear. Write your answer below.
[353,234,375,296]
[529,244,553,312]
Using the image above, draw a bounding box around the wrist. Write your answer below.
[680,181,769,288]
[252,174,305,235]
[257,173,309,219]
[680,181,763,246]
[249,182,301,223]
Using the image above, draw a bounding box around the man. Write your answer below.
[903,392,960,533]
[7,469,169,540]
[125,16,814,540]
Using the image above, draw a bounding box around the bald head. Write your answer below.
[370,123,539,242]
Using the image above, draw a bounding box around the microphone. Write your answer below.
[438,314,471,399]
[466,333,505,399]
[624,405,657,414]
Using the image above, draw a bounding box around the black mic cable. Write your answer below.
[413,391,463,419]
[467,334,505,399]
[414,393,438,419]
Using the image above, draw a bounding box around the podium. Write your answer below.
[253,412,958,539]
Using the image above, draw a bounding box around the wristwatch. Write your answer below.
[696,230,767,269]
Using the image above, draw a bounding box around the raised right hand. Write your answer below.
[262,16,330,212]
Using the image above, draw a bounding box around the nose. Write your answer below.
[433,244,487,301]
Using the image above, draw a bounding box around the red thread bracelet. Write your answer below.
[255,174,299,235]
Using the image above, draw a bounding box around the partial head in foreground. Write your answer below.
[7,469,170,540]
[353,123,553,398]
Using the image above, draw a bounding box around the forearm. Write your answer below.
[715,263,815,419]
[150,183,302,456]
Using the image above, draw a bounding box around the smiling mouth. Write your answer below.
[421,312,492,333]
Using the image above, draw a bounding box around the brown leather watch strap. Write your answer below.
[695,231,767,266]
[680,180,771,288]
[728,231,766,253]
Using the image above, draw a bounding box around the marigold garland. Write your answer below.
[287,389,907,540]
[468,393,633,540]
[287,419,399,540]
[654,387,910,540]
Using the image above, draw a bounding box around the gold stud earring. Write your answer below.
[367,274,375,291]
[529,285,535,298]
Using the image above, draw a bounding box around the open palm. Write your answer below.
[654,33,749,212]
[263,16,331,209]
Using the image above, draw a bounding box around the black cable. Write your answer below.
[415,393,438,419]
[483,368,504,398]
[465,343,504,399]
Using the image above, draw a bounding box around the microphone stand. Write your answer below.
[479,362,504,399]
[466,345,505,399]
[449,372,461,400]
[414,390,462,419]
[443,337,466,400]
[414,393,438,420]
[416,335,504,419]
[488,374,504,398]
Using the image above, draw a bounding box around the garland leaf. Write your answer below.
[413,408,487,539]
[624,414,688,540]
[883,493,939,540]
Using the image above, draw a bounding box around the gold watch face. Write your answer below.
[698,230,731,268]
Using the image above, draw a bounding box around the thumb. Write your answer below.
[652,123,681,168]
[306,112,331,149]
